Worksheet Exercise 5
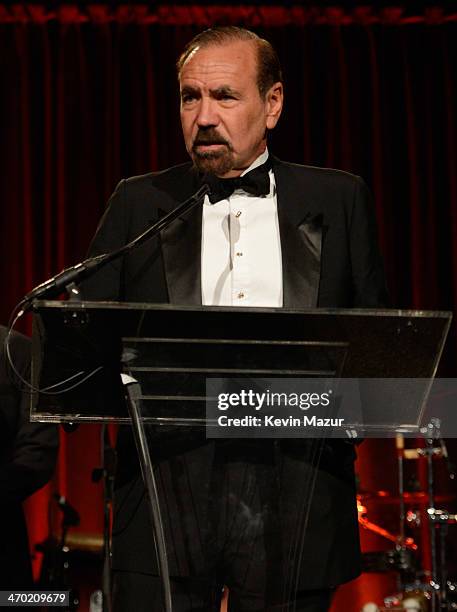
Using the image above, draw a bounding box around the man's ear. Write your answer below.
[265,82,283,130]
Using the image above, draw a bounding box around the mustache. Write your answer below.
[192,128,231,149]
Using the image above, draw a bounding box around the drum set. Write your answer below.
[360,422,456,612]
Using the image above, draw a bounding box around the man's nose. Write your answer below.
[196,97,219,127]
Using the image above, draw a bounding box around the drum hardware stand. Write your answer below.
[392,420,452,611]
[397,435,407,541]
[362,421,455,612]
[401,419,454,612]
[420,418,448,612]
[92,426,116,612]
[396,435,414,592]
[37,494,81,610]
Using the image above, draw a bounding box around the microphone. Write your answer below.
[21,183,210,308]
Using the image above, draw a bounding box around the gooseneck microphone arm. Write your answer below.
[20,183,210,308]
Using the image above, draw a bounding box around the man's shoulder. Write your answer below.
[103,162,198,220]
[273,158,363,188]
[272,159,370,211]
[122,162,195,192]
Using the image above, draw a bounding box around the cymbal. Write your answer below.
[357,490,454,504]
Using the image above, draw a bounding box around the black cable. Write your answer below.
[5,305,103,396]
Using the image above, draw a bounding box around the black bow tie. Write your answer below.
[205,157,272,204]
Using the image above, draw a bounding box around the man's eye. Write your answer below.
[182,94,196,104]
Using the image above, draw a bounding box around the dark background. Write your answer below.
[0,3,456,609]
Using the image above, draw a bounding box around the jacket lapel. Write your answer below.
[272,158,323,309]
[159,165,203,305]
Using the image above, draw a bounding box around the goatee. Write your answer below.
[192,149,235,176]
[191,128,234,176]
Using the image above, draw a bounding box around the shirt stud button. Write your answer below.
[235,211,242,218]
[237,292,245,299]
[236,252,243,257]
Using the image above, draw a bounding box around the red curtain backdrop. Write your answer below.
[1,5,456,610]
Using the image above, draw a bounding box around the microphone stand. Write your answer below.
[16,183,210,612]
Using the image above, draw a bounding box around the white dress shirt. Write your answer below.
[201,149,283,307]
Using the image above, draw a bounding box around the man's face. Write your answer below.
[179,40,283,177]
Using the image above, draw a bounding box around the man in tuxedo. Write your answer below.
[83,26,387,612]
[0,326,58,589]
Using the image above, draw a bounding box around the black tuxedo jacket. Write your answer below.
[82,156,388,590]
[0,327,58,588]
[84,156,387,310]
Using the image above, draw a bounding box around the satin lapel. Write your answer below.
[159,166,202,305]
[273,159,323,309]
